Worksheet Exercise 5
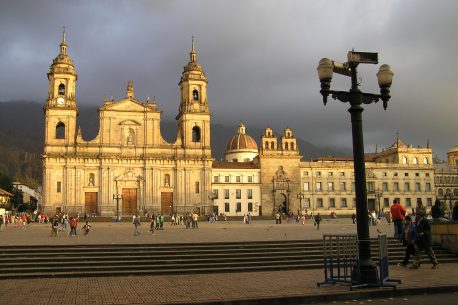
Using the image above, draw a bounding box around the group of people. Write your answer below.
[274,210,322,229]
[391,198,438,269]
[50,213,92,237]
[133,212,202,236]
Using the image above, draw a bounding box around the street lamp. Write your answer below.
[113,193,122,221]
[317,51,393,285]
[375,189,383,216]
[445,189,453,219]
[297,192,304,215]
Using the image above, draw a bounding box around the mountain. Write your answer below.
[0,101,351,187]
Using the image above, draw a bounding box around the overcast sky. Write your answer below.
[1,0,457,158]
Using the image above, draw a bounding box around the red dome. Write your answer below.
[225,124,258,152]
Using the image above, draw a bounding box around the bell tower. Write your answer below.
[176,37,211,153]
[43,28,78,150]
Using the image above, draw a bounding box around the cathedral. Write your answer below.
[43,32,442,217]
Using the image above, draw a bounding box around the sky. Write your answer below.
[1,0,457,159]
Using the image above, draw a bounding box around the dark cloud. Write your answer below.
[0,0,457,158]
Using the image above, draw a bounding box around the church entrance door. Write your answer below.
[85,192,98,215]
[122,188,137,215]
[161,192,173,215]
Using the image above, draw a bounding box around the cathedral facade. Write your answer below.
[42,33,212,216]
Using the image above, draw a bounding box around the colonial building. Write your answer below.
[434,144,458,214]
[43,33,212,216]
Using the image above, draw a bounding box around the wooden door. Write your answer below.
[85,192,98,214]
[161,192,173,215]
[122,188,137,215]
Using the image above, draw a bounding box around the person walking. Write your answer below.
[69,216,78,236]
[390,199,406,241]
[133,214,141,236]
[351,213,356,224]
[51,217,59,237]
[149,217,155,234]
[0,215,4,232]
[315,213,322,230]
[398,216,416,267]
[82,221,92,235]
[410,212,438,269]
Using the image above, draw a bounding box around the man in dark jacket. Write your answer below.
[410,214,438,269]
[431,199,445,221]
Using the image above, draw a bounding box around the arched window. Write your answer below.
[454,188,458,197]
[192,126,201,142]
[438,188,444,197]
[58,83,65,95]
[192,89,199,101]
[55,122,65,139]
[413,157,418,164]
[164,174,170,187]
[265,141,268,149]
[402,156,408,164]
[285,142,289,150]
[424,157,429,165]
[291,142,295,150]
[270,141,275,149]
[267,131,271,136]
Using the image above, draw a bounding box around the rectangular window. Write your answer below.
[425,183,431,192]
[329,198,335,208]
[340,172,345,177]
[57,181,61,193]
[415,183,421,192]
[212,189,219,199]
[405,173,409,177]
[341,198,347,208]
[393,182,399,192]
[316,171,321,176]
[340,182,346,192]
[427,198,432,207]
[352,198,356,208]
[236,202,241,212]
[382,182,388,192]
[384,198,390,207]
[404,182,410,192]
[394,172,398,177]
[367,182,374,192]
[247,189,253,199]
[426,173,430,177]
[328,172,333,176]
[225,176,230,183]
[195,182,200,193]
[213,176,219,183]
[415,173,420,177]
[303,182,309,192]
[352,182,355,192]
[304,198,311,208]
[328,182,334,192]
[406,197,411,207]
[316,182,322,192]
[225,202,230,212]
[317,198,323,208]
[224,189,230,199]
[248,202,253,212]
[248,176,253,183]
[236,189,241,199]
[304,171,309,176]
[236,176,241,183]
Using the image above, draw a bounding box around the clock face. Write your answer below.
[57,97,65,105]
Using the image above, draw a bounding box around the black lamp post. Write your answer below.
[297,192,304,215]
[317,51,393,285]
[113,193,122,221]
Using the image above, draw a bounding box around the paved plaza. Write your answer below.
[1,218,458,305]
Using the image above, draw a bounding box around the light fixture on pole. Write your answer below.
[317,51,393,285]
[297,192,304,215]
[113,193,122,221]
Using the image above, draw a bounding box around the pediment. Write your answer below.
[100,98,152,112]
[119,119,141,126]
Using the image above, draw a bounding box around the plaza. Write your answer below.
[1,218,458,305]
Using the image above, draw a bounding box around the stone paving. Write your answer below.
[0,218,457,305]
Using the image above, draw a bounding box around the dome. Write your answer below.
[448,144,458,154]
[225,123,258,152]
[225,124,259,162]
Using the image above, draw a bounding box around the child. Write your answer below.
[149,217,155,233]
[82,221,92,235]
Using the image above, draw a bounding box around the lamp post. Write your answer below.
[445,190,453,219]
[113,193,122,221]
[317,51,393,285]
[375,189,383,216]
[297,192,304,215]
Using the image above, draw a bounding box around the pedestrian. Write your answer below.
[0,215,4,232]
[82,221,92,235]
[415,199,426,222]
[351,213,356,224]
[384,209,392,224]
[453,201,458,221]
[133,214,141,236]
[431,199,445,221]
[192,212,199,229]
[315,213,322,230]
[390,199,406,241]
[69,216,78,236]
[275,212,281,224]
[410,212,438,269]
[149,217,155,233]
[398,216,416,267]
[51,217,59,237]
